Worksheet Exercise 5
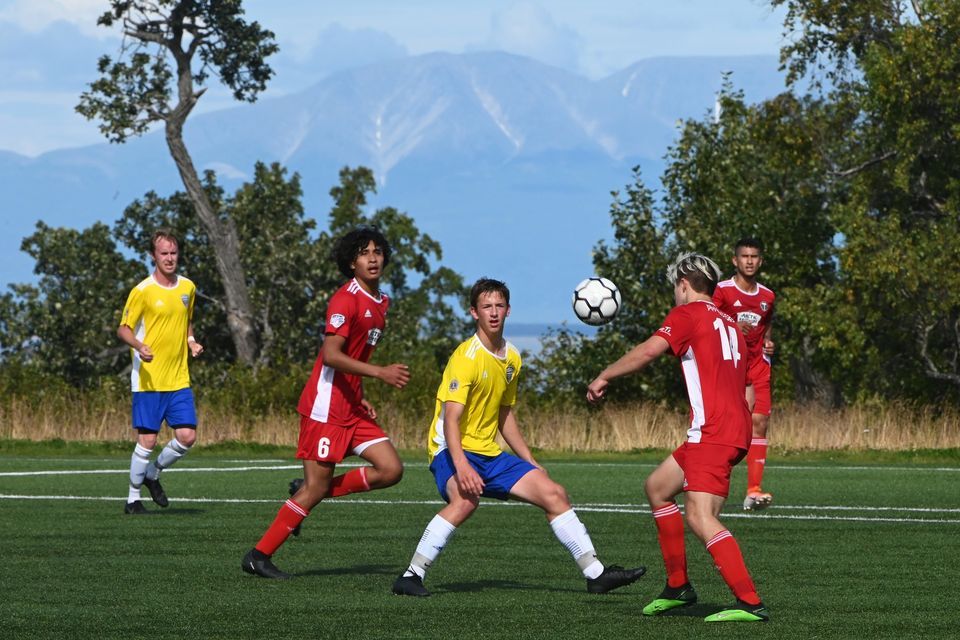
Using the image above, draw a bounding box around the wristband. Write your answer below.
[187,336,196,343]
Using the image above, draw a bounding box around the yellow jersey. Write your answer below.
[120,275,196,392]
[427,334,522,461]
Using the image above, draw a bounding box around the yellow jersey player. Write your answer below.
[392,278,645,597]
[117,230,203,514]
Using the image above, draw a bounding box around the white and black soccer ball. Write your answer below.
[572,277,621,326]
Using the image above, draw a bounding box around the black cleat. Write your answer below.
[123,500,148,514]
[642,582,698,615]
[289,478,304,536]
[242,549,292,580]
[142,476,169,508]
[392,573,430,597]
[586,564,647,594]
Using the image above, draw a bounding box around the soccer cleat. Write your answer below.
[123,500,148,515]
[242,549,292,580]
[289,478,304,536]
[704,599,769,622]
[586,564,646,594]
[642,582,698,615]
[743,492,774,511]
[142,476,169,508]
[392,573,431,597]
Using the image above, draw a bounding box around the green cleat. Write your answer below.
[704,599,769,622]
[642,582,697,615]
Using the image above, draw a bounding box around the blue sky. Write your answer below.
[0,0,788,156]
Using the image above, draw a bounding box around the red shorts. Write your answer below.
[671,441,747,498]
[746,355,772,416]
[296,415,390,463]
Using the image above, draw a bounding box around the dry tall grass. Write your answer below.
[2,397,957,452]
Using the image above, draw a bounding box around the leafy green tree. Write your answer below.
[772,0,960,399]
[76,0,279,365]
[0,223,143,385]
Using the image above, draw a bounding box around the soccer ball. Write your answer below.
[572,277,621,326]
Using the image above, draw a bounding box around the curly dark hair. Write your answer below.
[332,227,391,278]
[469,277,510,309]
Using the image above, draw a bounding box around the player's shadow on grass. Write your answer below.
[123,507,206,516]
[295,564,396,578]
[437,579,540,593]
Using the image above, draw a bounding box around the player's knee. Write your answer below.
[176,431,197,448]
[378,459,404,487]
[451,499,478,521]
[544,480,571,512]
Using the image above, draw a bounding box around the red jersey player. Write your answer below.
[242,227,411,579]
[712,238,776,511]
[587,252,768,622]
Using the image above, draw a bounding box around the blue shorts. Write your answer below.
[429,449,537,502]
[132,388,198,432]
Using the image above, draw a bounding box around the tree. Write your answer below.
[0,223,143,385]
[772,0,960,397]
[76,0,279,365]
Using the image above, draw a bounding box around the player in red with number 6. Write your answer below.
[242,227,411,579]
[586,252,768,622]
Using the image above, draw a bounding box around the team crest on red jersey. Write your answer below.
[367,328,382,346]
[760,301,769,312]
[330,313,346,328]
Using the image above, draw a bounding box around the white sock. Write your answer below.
[550,509,604,579]
[404,515,457,579]
[146,438,191,480]
[128,444,152,502]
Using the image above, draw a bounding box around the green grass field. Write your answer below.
[2,447,959,639]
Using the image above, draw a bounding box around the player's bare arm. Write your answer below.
[586,335,671,403]
[187,323,204,357]
[117,324,154,362]
[499,406,541,471]
[443,401,484,497]
[321,334,410,388]
[762,326,775,356]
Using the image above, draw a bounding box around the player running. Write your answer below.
[117,230,204,514]
[587,253,768,622]
[712,238,776,511]
[392,278,645,597]
[242,227,410,579]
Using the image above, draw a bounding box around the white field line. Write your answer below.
[0,493,958,525]
[4,460,960,477]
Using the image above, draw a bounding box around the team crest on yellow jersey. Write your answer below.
[506,365,516,382]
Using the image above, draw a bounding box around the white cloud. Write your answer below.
[480,2,583,72]
[0,0,112,37]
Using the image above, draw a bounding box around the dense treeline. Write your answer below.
[1,0,958,417]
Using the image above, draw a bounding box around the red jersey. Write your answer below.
[297,279,389,424]
[712,278,775,361]
[656,300,751,449]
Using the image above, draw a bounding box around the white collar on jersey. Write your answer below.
[350,277,384,303]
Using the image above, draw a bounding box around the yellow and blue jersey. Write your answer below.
[120,275,196,392]
[427,335,522,461]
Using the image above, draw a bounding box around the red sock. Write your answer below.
[329,467,370,498]
[652,503,688,587]
[746,438,767,494]
[255,499,308,556]
[705,530,760,604]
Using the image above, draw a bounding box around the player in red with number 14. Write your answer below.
[242,227,411,579]
[587,252,768,622]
